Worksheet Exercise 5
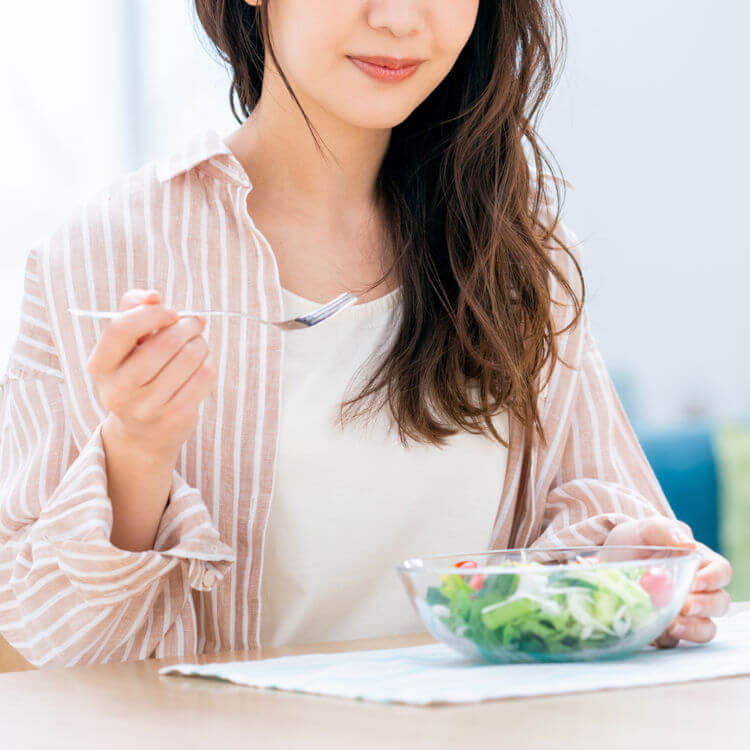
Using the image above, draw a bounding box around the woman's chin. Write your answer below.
[332,105,420,131]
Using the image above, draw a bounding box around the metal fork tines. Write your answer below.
[278,292,358,330]
[67,292,359,331]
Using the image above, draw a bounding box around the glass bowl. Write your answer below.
[397,546,701,663]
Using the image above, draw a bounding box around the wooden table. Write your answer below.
[2,606,749,750]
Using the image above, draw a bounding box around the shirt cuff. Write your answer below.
[39,423,235,605]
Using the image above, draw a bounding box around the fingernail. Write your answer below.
[694,578,708,592]
[672,531,694,546]
[669,621,686,638]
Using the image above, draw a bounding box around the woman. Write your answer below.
[0,0,730,667]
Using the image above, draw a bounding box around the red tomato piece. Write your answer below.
[639,567,675,608]
[468,573,486,591]
[453,561,484,590]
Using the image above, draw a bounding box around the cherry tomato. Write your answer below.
[640,567,674,608]
[468,574,486,591]
[454,561,485,590]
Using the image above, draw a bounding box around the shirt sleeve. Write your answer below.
[0,247,234,667]
[529,306,675,548]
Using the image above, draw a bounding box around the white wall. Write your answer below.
[0,1,236,364]
[539,1,750,426]
[1,0,747,429]
[0,3,123,352]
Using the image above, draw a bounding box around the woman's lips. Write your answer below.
[348,56,421,82]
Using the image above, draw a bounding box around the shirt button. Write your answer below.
[202,569,217,588]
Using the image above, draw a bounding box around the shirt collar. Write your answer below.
[154,128,252,188]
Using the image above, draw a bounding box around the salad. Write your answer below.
[424,557,674,657]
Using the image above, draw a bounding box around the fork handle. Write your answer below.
[68,308,265,321]
[175,311,245,318]
[177,311,273,323]
[68,309,124,319]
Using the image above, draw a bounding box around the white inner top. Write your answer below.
[259,285,510,648]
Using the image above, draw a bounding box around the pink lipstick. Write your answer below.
[348,55,423,83]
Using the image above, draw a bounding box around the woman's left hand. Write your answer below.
[603,516,732,647]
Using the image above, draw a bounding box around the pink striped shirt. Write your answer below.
[0,128,673,667]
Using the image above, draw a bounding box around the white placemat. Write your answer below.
[160,609,750,706]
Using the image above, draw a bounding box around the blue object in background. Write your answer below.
[636,422,719,553]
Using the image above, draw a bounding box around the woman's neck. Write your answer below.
[222,102,398,305]
[223,95,390,228]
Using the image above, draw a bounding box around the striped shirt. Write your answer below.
[0,128,674,667]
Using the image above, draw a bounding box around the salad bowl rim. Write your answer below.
[396,544,702,575]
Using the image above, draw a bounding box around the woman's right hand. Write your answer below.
[87,288,218,464]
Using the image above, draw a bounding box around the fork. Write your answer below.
[67,292,359,331]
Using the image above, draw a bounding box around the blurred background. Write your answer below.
[1,0,748,592]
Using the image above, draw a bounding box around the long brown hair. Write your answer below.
[193,0,584,522]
